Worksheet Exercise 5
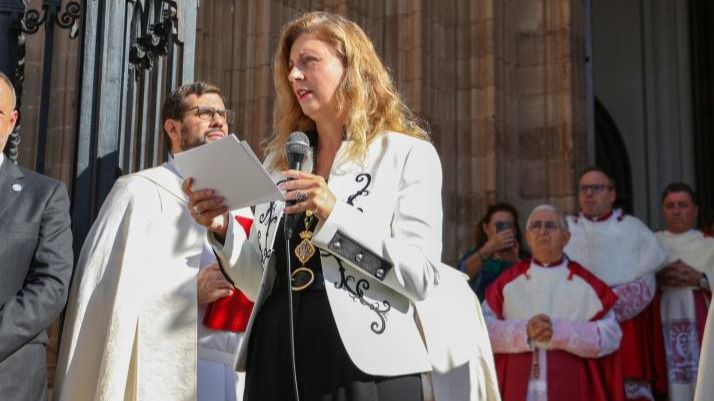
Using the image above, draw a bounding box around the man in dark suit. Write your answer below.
[0,72,73,400]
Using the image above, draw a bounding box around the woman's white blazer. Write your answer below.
[213,131,443,377]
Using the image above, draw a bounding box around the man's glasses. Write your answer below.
[527,220,560,233]
[187,106,235,124]
[578,184,611,194]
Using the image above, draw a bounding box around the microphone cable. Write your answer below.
[285,222,301,401]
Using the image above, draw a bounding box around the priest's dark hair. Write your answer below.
[578,166,615,187]
[661,182,698,205]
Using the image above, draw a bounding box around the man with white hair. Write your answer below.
[564,167,667,401]
[482,204,623,401]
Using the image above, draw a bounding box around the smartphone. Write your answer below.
[495,221,513,232]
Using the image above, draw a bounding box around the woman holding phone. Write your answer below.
[458,202,528,300]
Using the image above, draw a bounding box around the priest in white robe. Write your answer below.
[483,204,623,401]
[564,167,667,401]
[54,82,253,401]
[656,183,713,401]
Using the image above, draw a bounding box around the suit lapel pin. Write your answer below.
[12,183,22,192]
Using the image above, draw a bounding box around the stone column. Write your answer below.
[439,0,588,261]
[496,0,587,215]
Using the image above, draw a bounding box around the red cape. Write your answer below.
[202,215,255,332]
[486,259,625,401]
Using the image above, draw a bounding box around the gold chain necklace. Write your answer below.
[291,210,316,291]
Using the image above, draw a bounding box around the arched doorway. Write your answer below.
[594,97,634,214]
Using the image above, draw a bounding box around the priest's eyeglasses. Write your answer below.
[578,184,611,194]
[527,220,560,233]
[187,106,235,124]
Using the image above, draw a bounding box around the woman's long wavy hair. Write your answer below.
[265,11,429,170]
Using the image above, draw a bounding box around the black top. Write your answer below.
[243,215,423,401]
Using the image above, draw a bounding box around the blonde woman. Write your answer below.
[185,11,443,401]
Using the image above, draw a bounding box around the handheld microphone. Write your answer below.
[284,131,311,235]
[283,131,311,401]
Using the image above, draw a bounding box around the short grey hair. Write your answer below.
[526,204,569,232]
[0,72,17,110]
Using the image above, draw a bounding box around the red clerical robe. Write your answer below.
[485,259,624,401]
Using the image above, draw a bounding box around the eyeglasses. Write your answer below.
[579,184,611,194]
[527,220,560,233]
[186,106,235,124]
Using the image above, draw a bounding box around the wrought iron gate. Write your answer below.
[71,0,197,251]
[0,0,198,252]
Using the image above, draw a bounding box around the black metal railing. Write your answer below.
[121,0,181,173]
[70,0,196,254]
[1,0,197,253]
[23,0,81,173]
[0,0,81,167]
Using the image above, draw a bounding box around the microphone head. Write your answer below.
[285,131,311,169]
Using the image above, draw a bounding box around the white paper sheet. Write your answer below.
[174,134,284,210]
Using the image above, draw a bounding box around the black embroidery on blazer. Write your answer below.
[328,255,391,335]
[257,201,278,265]
[346,173,371,212]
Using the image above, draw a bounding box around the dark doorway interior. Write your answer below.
[690,0,714,231]
[594,97,634,215]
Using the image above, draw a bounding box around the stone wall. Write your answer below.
[194,0,587,263]
[15,0,587,266]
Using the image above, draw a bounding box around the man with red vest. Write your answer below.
[54,82,254,401]
[483,204,623,401]
[564,167,667,401]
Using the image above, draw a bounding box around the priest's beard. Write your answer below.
[180,127,205,151]
[179,126,223,151]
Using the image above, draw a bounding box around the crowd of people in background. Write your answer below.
[460,169,713,401]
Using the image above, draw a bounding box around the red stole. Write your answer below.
[617,293,669,399]
[486,259,624,401]
[694,290,711,347]
[202,215,255,332]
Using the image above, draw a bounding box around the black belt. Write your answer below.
[291,268,325,292]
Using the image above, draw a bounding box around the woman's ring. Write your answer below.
[296,190,308,202]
